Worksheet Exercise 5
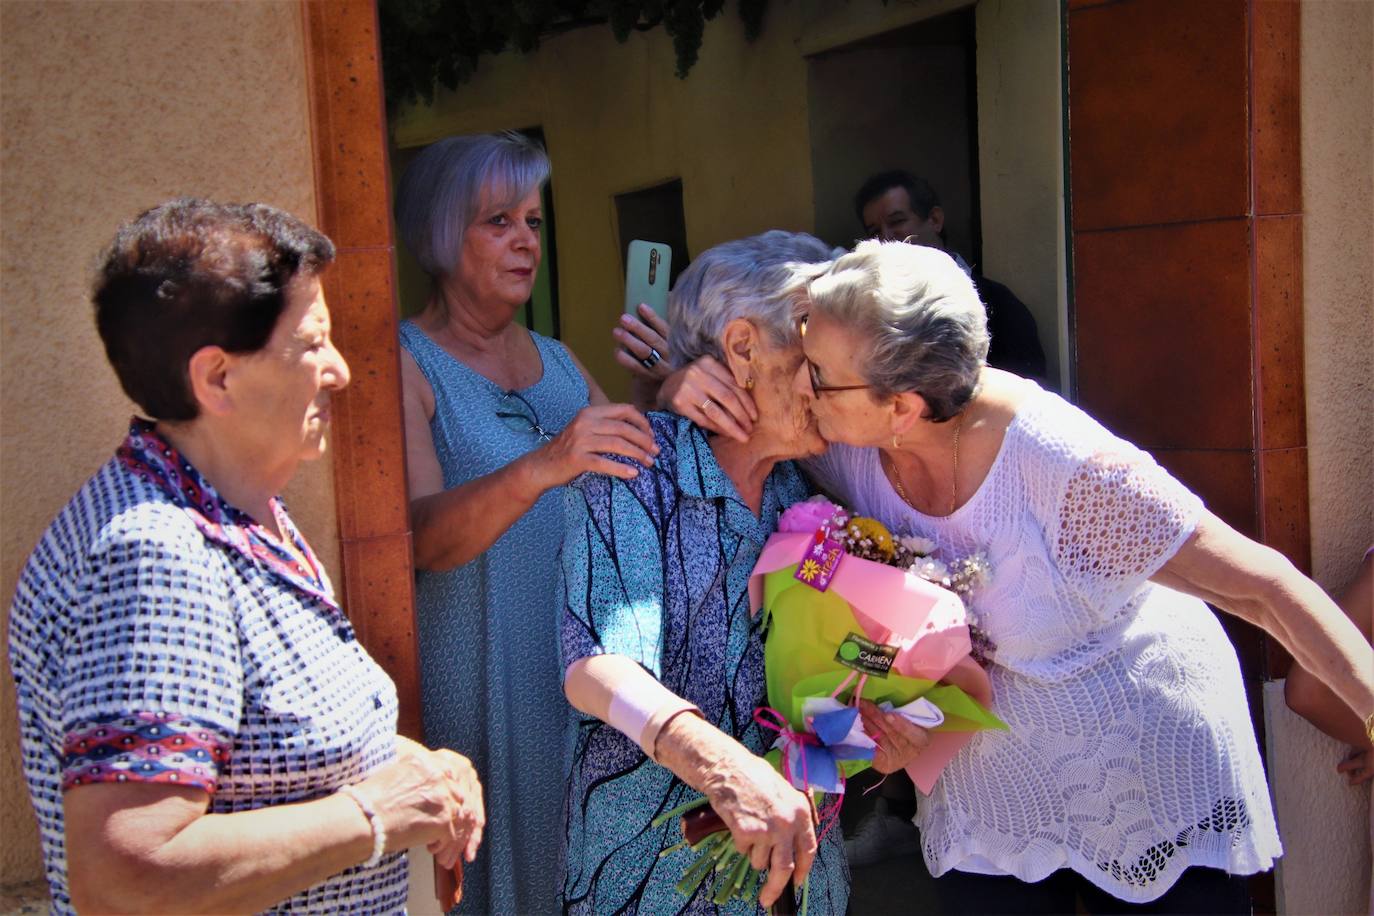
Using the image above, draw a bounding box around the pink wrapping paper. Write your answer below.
[749,531,997,794]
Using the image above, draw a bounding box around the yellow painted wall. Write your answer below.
[389,10,818,402]
[801,0,1064,385]
[974,0,1067,390]
[1268,3,1374,913]
[0,1,331,886]
[390,0,1065,398]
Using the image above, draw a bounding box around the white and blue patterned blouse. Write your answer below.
[8,419,406,914]
[559,413,850,915]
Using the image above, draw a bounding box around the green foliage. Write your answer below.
[378,0,772,113]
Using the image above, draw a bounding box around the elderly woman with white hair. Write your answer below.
[637,240,1374,914]
[558,231,899,914]
[792,241,1372,914]
[394,131,658,913]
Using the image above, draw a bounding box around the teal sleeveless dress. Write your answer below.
[399,321,587,915]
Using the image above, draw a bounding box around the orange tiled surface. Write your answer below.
[303,0,392,251]
[342,534,423,739]
[1068,0,1306,696]
[1151,448,1257,538]
[302,0,419,729]
[1259,445,1310,677]
[1253,0,1301,217]
[1258,446,1311,573]
[1068,0,1249,231]
[1074,219,1254,451]
[1254,215,1305,450]
[322,247,410,541]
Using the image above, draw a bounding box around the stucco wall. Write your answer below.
[1300,2,1374,589]
[1267,2,1374,913]
[0,1,331,885]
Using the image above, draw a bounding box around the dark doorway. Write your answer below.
[806,9,980,263]
[614,178,690,290]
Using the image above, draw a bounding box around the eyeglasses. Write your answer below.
[495,390,554,443]
[798,314,873,397]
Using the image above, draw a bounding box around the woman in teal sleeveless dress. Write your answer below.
[394,132,659,914]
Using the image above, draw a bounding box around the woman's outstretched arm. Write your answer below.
[1152,512,1374,731]
[1284,551,1373,778]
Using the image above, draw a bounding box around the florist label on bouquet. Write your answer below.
[835,631,897,678]
[794,529,844,592]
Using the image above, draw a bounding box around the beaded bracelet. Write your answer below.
[338,784,387,868]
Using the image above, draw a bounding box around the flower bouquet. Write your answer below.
[750,496,1005,797]
[655,496,1006,913]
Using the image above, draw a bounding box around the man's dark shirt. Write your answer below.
[972,272,1047,381]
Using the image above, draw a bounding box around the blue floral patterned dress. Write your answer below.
[560,413,850,915]
[399,321,587,915]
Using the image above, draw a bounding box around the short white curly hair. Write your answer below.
[668,230,841,365]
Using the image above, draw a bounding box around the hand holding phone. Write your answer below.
[624,240,672,320]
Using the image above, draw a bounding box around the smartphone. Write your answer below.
[624,239,672,321]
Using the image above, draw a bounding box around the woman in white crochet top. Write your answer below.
[628,239,1374,913]
[790,241,1374,913]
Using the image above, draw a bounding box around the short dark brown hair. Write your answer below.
[94,198,335,420]
[853,170,941,226]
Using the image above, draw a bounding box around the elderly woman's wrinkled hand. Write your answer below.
[858,699,931,774]
[614,305,675,382]
[532,403,659,487]
[659,356,758,443]
[700,748,817,909]
[357,747,485,866]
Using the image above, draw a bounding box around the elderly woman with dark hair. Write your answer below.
[558,231,892,914]
[8,198,484,915]
[394,131,657,913]
[787,241,1374,914]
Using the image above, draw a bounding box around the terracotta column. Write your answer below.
[1067,0,1306,683]
[301,0,422,739]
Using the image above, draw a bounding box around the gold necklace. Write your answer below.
[890,412,964,516]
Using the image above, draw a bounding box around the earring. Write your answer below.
[745,376,755,390]
[892,433,900,449]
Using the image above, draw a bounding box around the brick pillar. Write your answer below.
[1067,0,1306,677]
[301,0,423,739]
[1066,2,1305,907]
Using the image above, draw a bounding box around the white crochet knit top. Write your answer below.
[807,386,1281,903]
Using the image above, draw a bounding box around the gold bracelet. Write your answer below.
[1365,711,1374,745]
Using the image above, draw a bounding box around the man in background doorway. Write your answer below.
[856,170,1048,382]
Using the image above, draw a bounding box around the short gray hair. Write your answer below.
[806,240,989,422]
[394,131,549,279]
[668,230,841,365]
